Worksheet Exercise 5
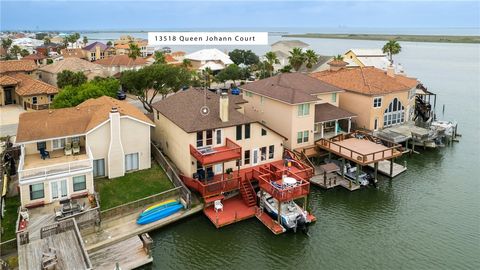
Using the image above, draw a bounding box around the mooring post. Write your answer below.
[374,162,378,182]
[277,201,282,224]
[390,158,394,178]
[356,163,360,185]
[323,171,327,186]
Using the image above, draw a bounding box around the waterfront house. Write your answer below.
[95,54,148,76]
[83,41,116,61]
[343,49,391,70]
[240,72,356,151]
[184,48,233,71]
[15,96,154,207]
[0,73,58,109]
[270,40,309,70]
[312,63,418,131]
[38,57,107,87]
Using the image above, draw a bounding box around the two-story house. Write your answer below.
[83,42,116,62]
[240,72,356,151]
[270,40,309,70]
[38,58,107,87]
[94,55,148,76]
[15,96,154,207]
[0,73,58,109]
[312,63,418,131]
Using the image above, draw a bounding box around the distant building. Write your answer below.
[83,42,116,61]
[0,59,37,76]
[343,49,391,70]
[38,58,107,86]
[21,53,47,65]
[95,54,148,76]
[61,48,88,60]
[0,73,58,109]
[184,48,233,71]
[270,40,309,69]
[35,43,63,57]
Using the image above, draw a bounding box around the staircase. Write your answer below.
[239,177,256,207]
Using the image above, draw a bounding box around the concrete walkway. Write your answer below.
[0,105,24,136]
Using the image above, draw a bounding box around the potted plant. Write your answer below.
[226,168,233,179]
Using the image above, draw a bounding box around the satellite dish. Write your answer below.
[200,106,210,116]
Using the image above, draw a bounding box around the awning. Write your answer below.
[315,103,356,123]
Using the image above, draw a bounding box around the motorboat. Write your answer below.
[258,191,310,232]
[325,158,371,186]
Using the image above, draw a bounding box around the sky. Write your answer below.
[1,0,479,32]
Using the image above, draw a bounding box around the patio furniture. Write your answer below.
[72,141,80,155]
[64,142,72,156]
[214,200,223,212]
[39,148,50,160]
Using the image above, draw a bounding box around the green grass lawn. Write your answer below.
[1,196,20,242]
[95,163,174,210]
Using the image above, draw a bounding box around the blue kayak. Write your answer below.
[137,203,183,225]
[139,201,179,218]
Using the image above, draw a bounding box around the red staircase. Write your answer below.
[239,177,256,207]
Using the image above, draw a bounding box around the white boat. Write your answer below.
[325,158,371,186]
[258,191,310,232]
[431,120,457,137]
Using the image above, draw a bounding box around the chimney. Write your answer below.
[328,60,348,71]
[219,92,229,122]
[386,64,395,77]
[108,106,125,178]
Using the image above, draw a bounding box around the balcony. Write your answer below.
[18,146,93,183]
[181,174,242,198]
[190,138,242,165]
[253,167,310,203]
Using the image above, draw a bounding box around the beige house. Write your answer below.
[312,65,418,131]
[15,96,154,207]
[38,58,107,87]
[270,40,309,69]
[240,72,355,151]
[152,89,286,179]
[184,49,233,71]
[0,73,58,109]
[94,55,148,76]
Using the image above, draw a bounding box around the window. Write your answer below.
[51,180,67,199]
[331,93,337,103]
[244,124,251,139]
[383,98,405,127]
[73,175,86,191]
[30,183,44,200]
[261,128,267,136]
[297,104,310,116]
[32,96,38,104]
[260,96,265,104]
[260,147,267,161]
[125,153,139,172]
[49,94,55,102]
[196,131,203,147]
[71,136,80,143]
[297,130,309,144]
[156,110,160,120]
[373,97,382,108]
[37,141,46,150]
[268,145,274,159]
[244,150,250,165]
[214,164,223,174]
[52,138,65,150]
[236,125,242,140]
[93,159,105,177]
[215,129,222,145]
[206,130,213,146]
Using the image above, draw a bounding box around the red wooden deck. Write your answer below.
[190,138,242,165]
[255,210,286,235]
[203,195,256,228]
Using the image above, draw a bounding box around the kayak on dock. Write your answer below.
[143,199,177,213]
[137,203,183,225]
[140,200,179,218]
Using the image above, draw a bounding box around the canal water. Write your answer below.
[137,38,479,269]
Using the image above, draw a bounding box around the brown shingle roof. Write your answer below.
[311,67,418,95]
[38,58,104,74]
[314,103,356,123]
[240,72,344,105]
[0,60,37,73]
[16,96,153,143]
[94,55,147,67]
[10,73,58,96]
[152,88,254,133]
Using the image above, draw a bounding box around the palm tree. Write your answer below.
[304,49,318,70]
[382,40,402,64]
[1,38,12,51]
[264,51,279,77]
[20,49,30,57]
[202,67,213,88]
[83,36,88,46]
[288,47,306,71]
[333,54,344,61]
[153,51,166,64]
[182,59,192,69]
[128,43,141,61]
[10,45,21,59]
[44,37,51,45]
[106,41,113,46]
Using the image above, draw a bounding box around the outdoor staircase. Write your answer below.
[239,177,256,207]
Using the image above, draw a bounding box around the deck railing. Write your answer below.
[0,238,17,256]
[181,174,242,198]
[18,146,93,182]
[189,138,242,165]
[255,169,310,203]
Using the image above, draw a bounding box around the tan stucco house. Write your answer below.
[240,72,356,151]
[0,73,58,109]
[94,55,148,76]
[312,64,418,131]
[38,57,107,87]
[15,96,154,207]
[152,88,287,180]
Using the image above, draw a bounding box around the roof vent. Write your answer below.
[111,107,118,113]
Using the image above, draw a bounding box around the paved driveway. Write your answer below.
[0,105,24,137]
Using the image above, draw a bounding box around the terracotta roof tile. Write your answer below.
[16,96,154,143]
[94,55,147,67]
[311,67,418,95]
[240,72,344,104]
[22,53,47,61]
[0,60,37,73]
[39,58,104,74]
[0,75,20,86]
[9,73,58,96]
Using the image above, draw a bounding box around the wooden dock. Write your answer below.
[367,160,407,177]
[310,170,361,191]
[255,209,286,235]
[89,235,152,270]
[203,195,256,228]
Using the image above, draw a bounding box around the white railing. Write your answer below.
[18,147,94,183]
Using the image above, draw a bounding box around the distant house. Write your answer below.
[343,49,391,70]
[22,53,47,65]
[0,73,58,109]
[12,38,44,54]
[240,72,354,150]
[94,54,148,76]
[312,63,418,131]
[184,48,233,71]
[15,96,154,207]
[270,40,309,69]
[38,58,107,86]
[0,60,37,76]
[83,42,116,61]
[35,43,63,57]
